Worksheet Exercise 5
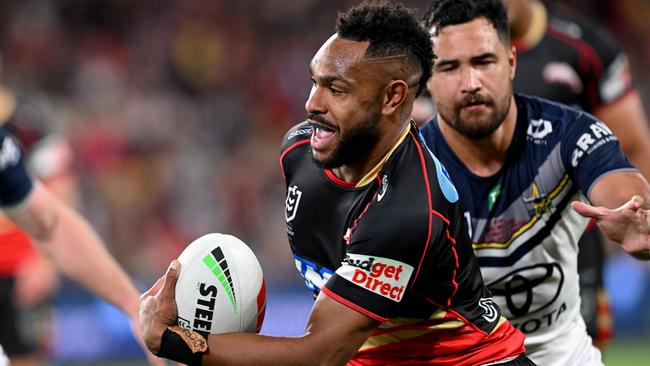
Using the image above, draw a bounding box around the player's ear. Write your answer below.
[382,80,408,115]
[509,44,517,80]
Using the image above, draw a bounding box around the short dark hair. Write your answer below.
[336,0,434,97]
[421,0,510,43]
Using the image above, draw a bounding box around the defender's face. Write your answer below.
[305,35,383,169]
[428,18,515,139]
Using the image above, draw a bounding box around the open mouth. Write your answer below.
[308,120,337,133]
[308,120,337,151]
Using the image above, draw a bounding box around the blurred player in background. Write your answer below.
[0,67,162,365]
[140,1,534,365]
[0,78,74,366]
[420,0,650,364]
[503,0,650,349]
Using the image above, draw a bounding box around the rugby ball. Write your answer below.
[175,233,266,335]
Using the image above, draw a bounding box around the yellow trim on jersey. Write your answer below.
[355,123,411,188]
[358,309,465,352]
[473,174,570,249]
[490,316,508,334]
[517,1,548,51]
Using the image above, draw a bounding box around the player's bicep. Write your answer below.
[593,92,650,179]
[304,291,380,364]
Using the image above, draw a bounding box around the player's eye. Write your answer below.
[435,63,457,73]
[475,58,496,67]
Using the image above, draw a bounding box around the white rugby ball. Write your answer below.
[175,233,266,335]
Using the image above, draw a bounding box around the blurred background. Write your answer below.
[0,0,647,365]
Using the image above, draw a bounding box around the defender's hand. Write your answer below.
[572,196,650,259]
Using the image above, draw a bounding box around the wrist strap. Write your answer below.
[157,326,208,366]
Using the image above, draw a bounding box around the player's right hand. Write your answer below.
[140,260,181,354]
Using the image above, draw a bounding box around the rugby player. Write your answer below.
[139,1,534,365]
[420,0,650,364]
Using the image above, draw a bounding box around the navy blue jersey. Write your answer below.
[512,4,632,349]
[0,127,33,207]
[420,93,635,363]
[280,122,524,365]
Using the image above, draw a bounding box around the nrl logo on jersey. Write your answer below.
[285,185,302,222]
[527,118,553,140]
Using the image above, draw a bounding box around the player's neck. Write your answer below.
[332,120,409,185]
[438,97,517,177]
[511,1,547,52]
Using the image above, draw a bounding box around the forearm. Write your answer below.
[200,332,355,366]
[11,184,139,315]
[41,202,140,314]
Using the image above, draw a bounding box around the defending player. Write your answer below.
[420,0,650,364]
[0,125,162,364]
[0,85,72,366]
[139,1,534,365]
[504,0,650,347]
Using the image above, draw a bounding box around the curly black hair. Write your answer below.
[336,0,433,97]
[421,0,509,43]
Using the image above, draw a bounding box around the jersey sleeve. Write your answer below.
[0,128,34,207]
[561,111,635,196]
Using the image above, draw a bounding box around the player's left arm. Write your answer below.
[594,92,650,181]
[572,171,650,260]
[140,261,380,366]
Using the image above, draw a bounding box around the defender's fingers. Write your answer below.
[571,201,601,219]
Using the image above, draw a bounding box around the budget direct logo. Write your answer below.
[337,254,413,302]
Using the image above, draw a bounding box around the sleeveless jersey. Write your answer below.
[280,122,525,365]
[420,94,635,365]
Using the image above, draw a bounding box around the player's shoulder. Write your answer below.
[280,121,312,153]
[517,93,605,147]
[517,93,593,125]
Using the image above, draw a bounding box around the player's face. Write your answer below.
[305,35,384,169]
[428,18,515,139]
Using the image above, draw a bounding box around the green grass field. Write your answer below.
[604,340,649,366]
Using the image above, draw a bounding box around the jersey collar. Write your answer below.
[354,122,411,188]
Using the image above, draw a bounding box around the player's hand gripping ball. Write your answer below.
[175,233,266,334]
